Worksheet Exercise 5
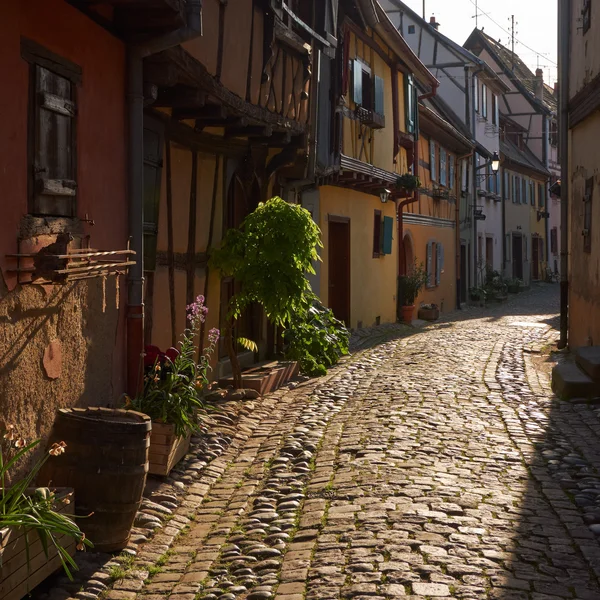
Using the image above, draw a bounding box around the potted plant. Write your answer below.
[396,174,421,197]
[469,286,487,306]
[418,303,440,321]
[1,427,92,600]
[507,278,522,294]
[127,295,219,476]
[398,261,428,323]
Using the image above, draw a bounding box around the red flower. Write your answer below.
[165,347,179,362]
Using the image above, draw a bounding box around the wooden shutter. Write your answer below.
[522,179,527,205]
[504,170,509,199]
[512,175,517,203]
[449,155,455,191]
[353,60,363,106]
[430,142,436,181]
[435,243,443,285]
[440,148,447,187]
[374,75,384,116]
[143,127,164,271]
[320,0,339,53]
[32,65,77,217]
[405,75,415,133]
[382,216,393,255]
[426,241,433,286]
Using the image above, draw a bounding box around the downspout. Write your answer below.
[456,150,473,308]
[558,0,570,349]
[471,66,484,286]
[126,0,203,395]
[396,87,438,278]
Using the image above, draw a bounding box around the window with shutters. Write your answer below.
[448,155,455,191]
[514,176,520,203]
[430,141,437,182]
[492,94,499,126]
[426,241,435,287]
[439,148,447,187]
[352,59,385,128]
[22,39,81,217]
[372,209,382,258]
[538,183,545,207]
[435,243,443,286]
[530,181,535,206]
[584,176,593,253]
[522,178,527,205]
[474,76,479,113]
[504,170,510,200]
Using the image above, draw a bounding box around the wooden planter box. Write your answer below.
[418,307,439,321]
[218,360,299,396]
[0,489,76,600]
[148,422,191,476]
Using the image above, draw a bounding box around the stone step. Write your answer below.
[576,346,600,381]
[552,362,600,400]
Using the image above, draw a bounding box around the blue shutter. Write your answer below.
[504,171,509,200]
[449,155,455,190]
[430,142,436,181]
[382,216,393,255]
[374,75,384,116]
[353,60,363,106]
[435,243,443,285]
[440,148,447,187]
[426,241,433,286]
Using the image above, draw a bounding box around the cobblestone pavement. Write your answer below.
[43,284,600,600]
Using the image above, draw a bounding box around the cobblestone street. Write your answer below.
[44,284,600,600]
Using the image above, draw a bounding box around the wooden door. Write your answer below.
[486,237,494,269]
[460,244,467,303]
[532,237,540,280]
[328,217,350,326]
[512,235,523,280]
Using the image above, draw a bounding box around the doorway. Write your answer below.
[532,236,540,280]
[512,235,523,280]
[486,237,494,270]
[328,217,351,326]
[402,233,414,275]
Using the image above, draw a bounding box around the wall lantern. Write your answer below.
[491,151,500,173]
[380,189,391,204]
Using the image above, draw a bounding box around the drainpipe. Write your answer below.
[471,67,484,286]
[558,0,570,349]
[126,0,203,395]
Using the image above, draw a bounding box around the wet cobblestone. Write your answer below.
[37,284,600,600]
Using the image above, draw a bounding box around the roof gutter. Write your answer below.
[126,0,203,395]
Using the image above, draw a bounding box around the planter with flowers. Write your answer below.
[398,261,429,323]
[127,295,219,476]
[395,173,421,198]
[418,303,440,321]
[1,427,92,600]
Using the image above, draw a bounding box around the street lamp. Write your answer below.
[380,189,391,204]
[491,151,500,173]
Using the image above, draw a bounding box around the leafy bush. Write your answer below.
[396,173,421,191]
[1,427,92,580]
[128,296,219,437]
[284,293,349,376]
[398,261,429,306]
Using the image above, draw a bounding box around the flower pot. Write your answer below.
[418,307,440,321]
[508,284,520,294]
[0,488,76,600]
[401,305,415,323]
[148,422,191,477]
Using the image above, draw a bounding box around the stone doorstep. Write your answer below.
[576,346,600,381]
[219,361,300,395]
[551,362,600,400]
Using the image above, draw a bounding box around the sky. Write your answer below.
[402,0,558,86]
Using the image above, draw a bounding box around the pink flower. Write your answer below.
[208,328,220,344]
[186,295,209,323]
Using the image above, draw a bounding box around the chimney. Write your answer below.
[535,68,544,103]
[429,14,440,30]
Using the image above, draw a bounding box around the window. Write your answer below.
[353,59,384,117]
[426,241,443,287]
[530,181,535,206]
[522,178,527,205]
[474,76,479,113]
[481,83,488,119]
[550,119,558,147]
[373,209,382,257]
[449,155,455,190]
[22,39,81,217]
[143,124,164,271]
[440,148,447,187]
[430,140,437,181]
[514,176,520,203]
[583,0,591,34]
[408,24,416,34]
[538,183,545,207]
[584,176,593,253]
[551,227,558,255]
[492,94,499,126]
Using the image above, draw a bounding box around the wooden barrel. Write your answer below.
[38,407,151,553]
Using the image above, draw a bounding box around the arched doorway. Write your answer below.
[402,233,414,275]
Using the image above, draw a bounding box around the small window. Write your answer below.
[583,0,591,34]
[408,24,416,34]
[492,94,499,126]
[474,76,479,113]
[373,209,382,257]
[430,141,437,181]
[584,176,593,253]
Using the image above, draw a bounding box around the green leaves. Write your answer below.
[210,197,322,328]
[283,293,350,376]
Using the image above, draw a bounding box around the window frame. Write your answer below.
[372,209,382,258]
[22,38,81,218]
[407,24,416,34]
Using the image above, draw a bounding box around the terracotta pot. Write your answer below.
[418,308,439,321]
[401,304,415,323]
